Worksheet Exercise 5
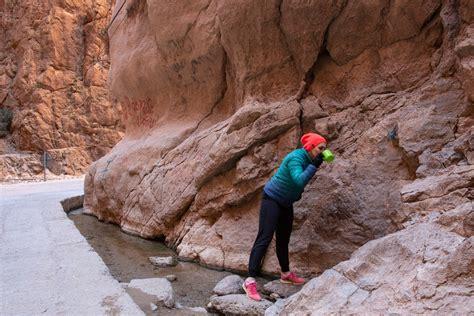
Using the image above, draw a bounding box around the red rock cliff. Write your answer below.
[0,0,123,177]
[85,0,473,281]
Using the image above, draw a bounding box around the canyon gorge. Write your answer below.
[2,0,472,314]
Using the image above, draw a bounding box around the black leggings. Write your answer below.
[248,192,294,277]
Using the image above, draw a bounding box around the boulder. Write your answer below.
[209,294,272,316]
[149,256,178,267]
[262,280,302,298]
[279,223,474,314]
[60,195,84,213]
[128,278,175,308]
[213,274,245,296]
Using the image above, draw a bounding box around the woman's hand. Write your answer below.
[312,153,324,168]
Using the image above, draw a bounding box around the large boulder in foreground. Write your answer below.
[278,223,474,314]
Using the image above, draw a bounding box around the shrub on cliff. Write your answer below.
[0,107,13,137]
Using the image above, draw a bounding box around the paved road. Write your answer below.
[0,178,143,315]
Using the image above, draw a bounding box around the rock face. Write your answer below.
[279,223,474,314]
[0,0,124,178]
[85,0,472,290]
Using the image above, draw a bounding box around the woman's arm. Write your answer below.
[287,158,317,187]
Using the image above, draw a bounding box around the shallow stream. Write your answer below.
[68,209,234,314]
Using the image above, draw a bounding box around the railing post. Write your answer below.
[43,151,47,181]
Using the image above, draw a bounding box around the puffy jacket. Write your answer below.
[263,148,317,207]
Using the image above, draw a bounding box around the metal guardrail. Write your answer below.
[1,150,66,182]
[2,142,107,182]
[43,151,51,181]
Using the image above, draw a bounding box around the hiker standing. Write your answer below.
[243,132,332,301]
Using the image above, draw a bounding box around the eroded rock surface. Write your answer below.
[85,0,473,301]
[0,0,123,177]
[279,223,474,314]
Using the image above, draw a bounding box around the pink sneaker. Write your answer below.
[280,272,305,285]
[242,279,262,301]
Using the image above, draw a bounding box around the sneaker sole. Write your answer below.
[280,279,305,285]
[242,283,262,301]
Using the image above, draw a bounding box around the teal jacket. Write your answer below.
[263,148,317,207]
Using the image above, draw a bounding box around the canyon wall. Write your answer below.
[85,0,472,284]
[0,0,123,179]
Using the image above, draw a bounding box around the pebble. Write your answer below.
[270,293,280,300]
[165,274,177,282]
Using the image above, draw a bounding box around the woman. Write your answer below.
[243,132,328,301]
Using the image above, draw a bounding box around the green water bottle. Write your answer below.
[322,149,335,162]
